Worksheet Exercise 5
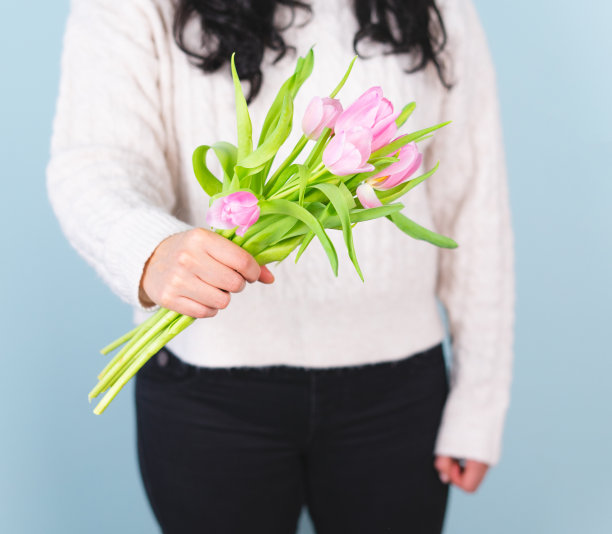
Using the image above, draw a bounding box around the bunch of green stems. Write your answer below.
[88,142,383,415]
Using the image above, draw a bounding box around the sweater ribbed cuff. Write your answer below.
[103,207,194,310]
[433,388,510,467]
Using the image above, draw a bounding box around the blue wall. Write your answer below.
[1,1,610,532]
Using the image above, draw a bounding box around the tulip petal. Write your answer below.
[334,87,383,132]
[322,131,347,168]
[356,183,383,209]
[369,143,423,190]
[206,191,260,234]
[344,127,373,163]
[302,97,324,139]
[206,200,235,230]
[324,127,374,176]
[381,152,422,189]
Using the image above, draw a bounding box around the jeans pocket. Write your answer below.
[138,347,200,388]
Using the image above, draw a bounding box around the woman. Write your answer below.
[47,0,515,532]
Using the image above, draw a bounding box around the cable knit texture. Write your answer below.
[47,0,515,466]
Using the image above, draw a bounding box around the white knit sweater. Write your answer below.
[47,0,515,466]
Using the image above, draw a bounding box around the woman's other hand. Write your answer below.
[434,455,489,493]
[139,228,275,317]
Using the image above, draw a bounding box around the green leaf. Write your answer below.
[230,53,253,161]
[192,145,222,197]
[258,48,313,147]
[297,164,309,206]
[265,163,300,197]
[211,142,238,192]
[253,235,304,265]
[313,183,363,280]
[240,216,298,256]
[388,211,458,249]
[259,199,338,275]
[235,92,293,183]
[303,128,332,169]
[330,55,357,98]
[338,182,356,209]
[291,48,314,95]
[231,214,283,246]
[229,174,241,193]
[395,102,416,127]
[369,121,451,159]
[294,231,317,263]
[323,203,405,229]
[293,203,333,263]
[376,162,440,204]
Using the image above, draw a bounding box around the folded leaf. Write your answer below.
[235,92,293,185]
[395,102,416,128]
[297,164,309,206]
[192,145,222,197]
[388,211,458,248]
[230,54,253,161]
[240,216,299,256]
[376,162,440,204]
[253,235,304,265]
[313,183,363,280]
[259,199,338,275]
[369,121,451,159]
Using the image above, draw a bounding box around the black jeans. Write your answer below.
[135,343,450,534]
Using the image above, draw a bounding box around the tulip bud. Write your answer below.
[205,191,260,236]
[366,142,422,190]
[334,87,399,151]
[302,96,343,140]
[322,126,376,176]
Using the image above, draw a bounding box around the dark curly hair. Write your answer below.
[173,0,450,102]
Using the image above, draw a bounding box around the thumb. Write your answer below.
[434,455,453,484]
[258,264,275,284]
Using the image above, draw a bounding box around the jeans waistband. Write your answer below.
[153,342,445,380]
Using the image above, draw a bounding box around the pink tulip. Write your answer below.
[322,126,376,176]
[205,191,260,236]
[334,86,399,151]
[302,96,343,140]
[356,183,382,209]
[366,142,422,190]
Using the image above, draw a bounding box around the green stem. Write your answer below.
[93,315,195,415]
[264,136,309,195]
[99,307,168,355]
[269,166,329,200]
[97,308,169,380]
[89,310,179,400]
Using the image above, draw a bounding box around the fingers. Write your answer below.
[177,272,233,311]
[204,231,261,283]
[185,253,248,293]
[434,455,453,485]
[455,460,488,493]
[258,265,275,284]
[140,228,274,315]
[434,456,489,493]
[173,297,219,319]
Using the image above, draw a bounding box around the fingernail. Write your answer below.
[439,472,450,484]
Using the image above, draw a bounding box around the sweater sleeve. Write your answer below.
[424,0,515,466]
[46,0,193,310]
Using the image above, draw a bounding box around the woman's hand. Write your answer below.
[434,456,489,493]
[139,228,275,317]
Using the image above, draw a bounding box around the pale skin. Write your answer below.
[140,227,490,493]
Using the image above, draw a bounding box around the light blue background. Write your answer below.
[1,1,610,532]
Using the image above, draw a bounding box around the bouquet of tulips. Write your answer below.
[89,49,456,414]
